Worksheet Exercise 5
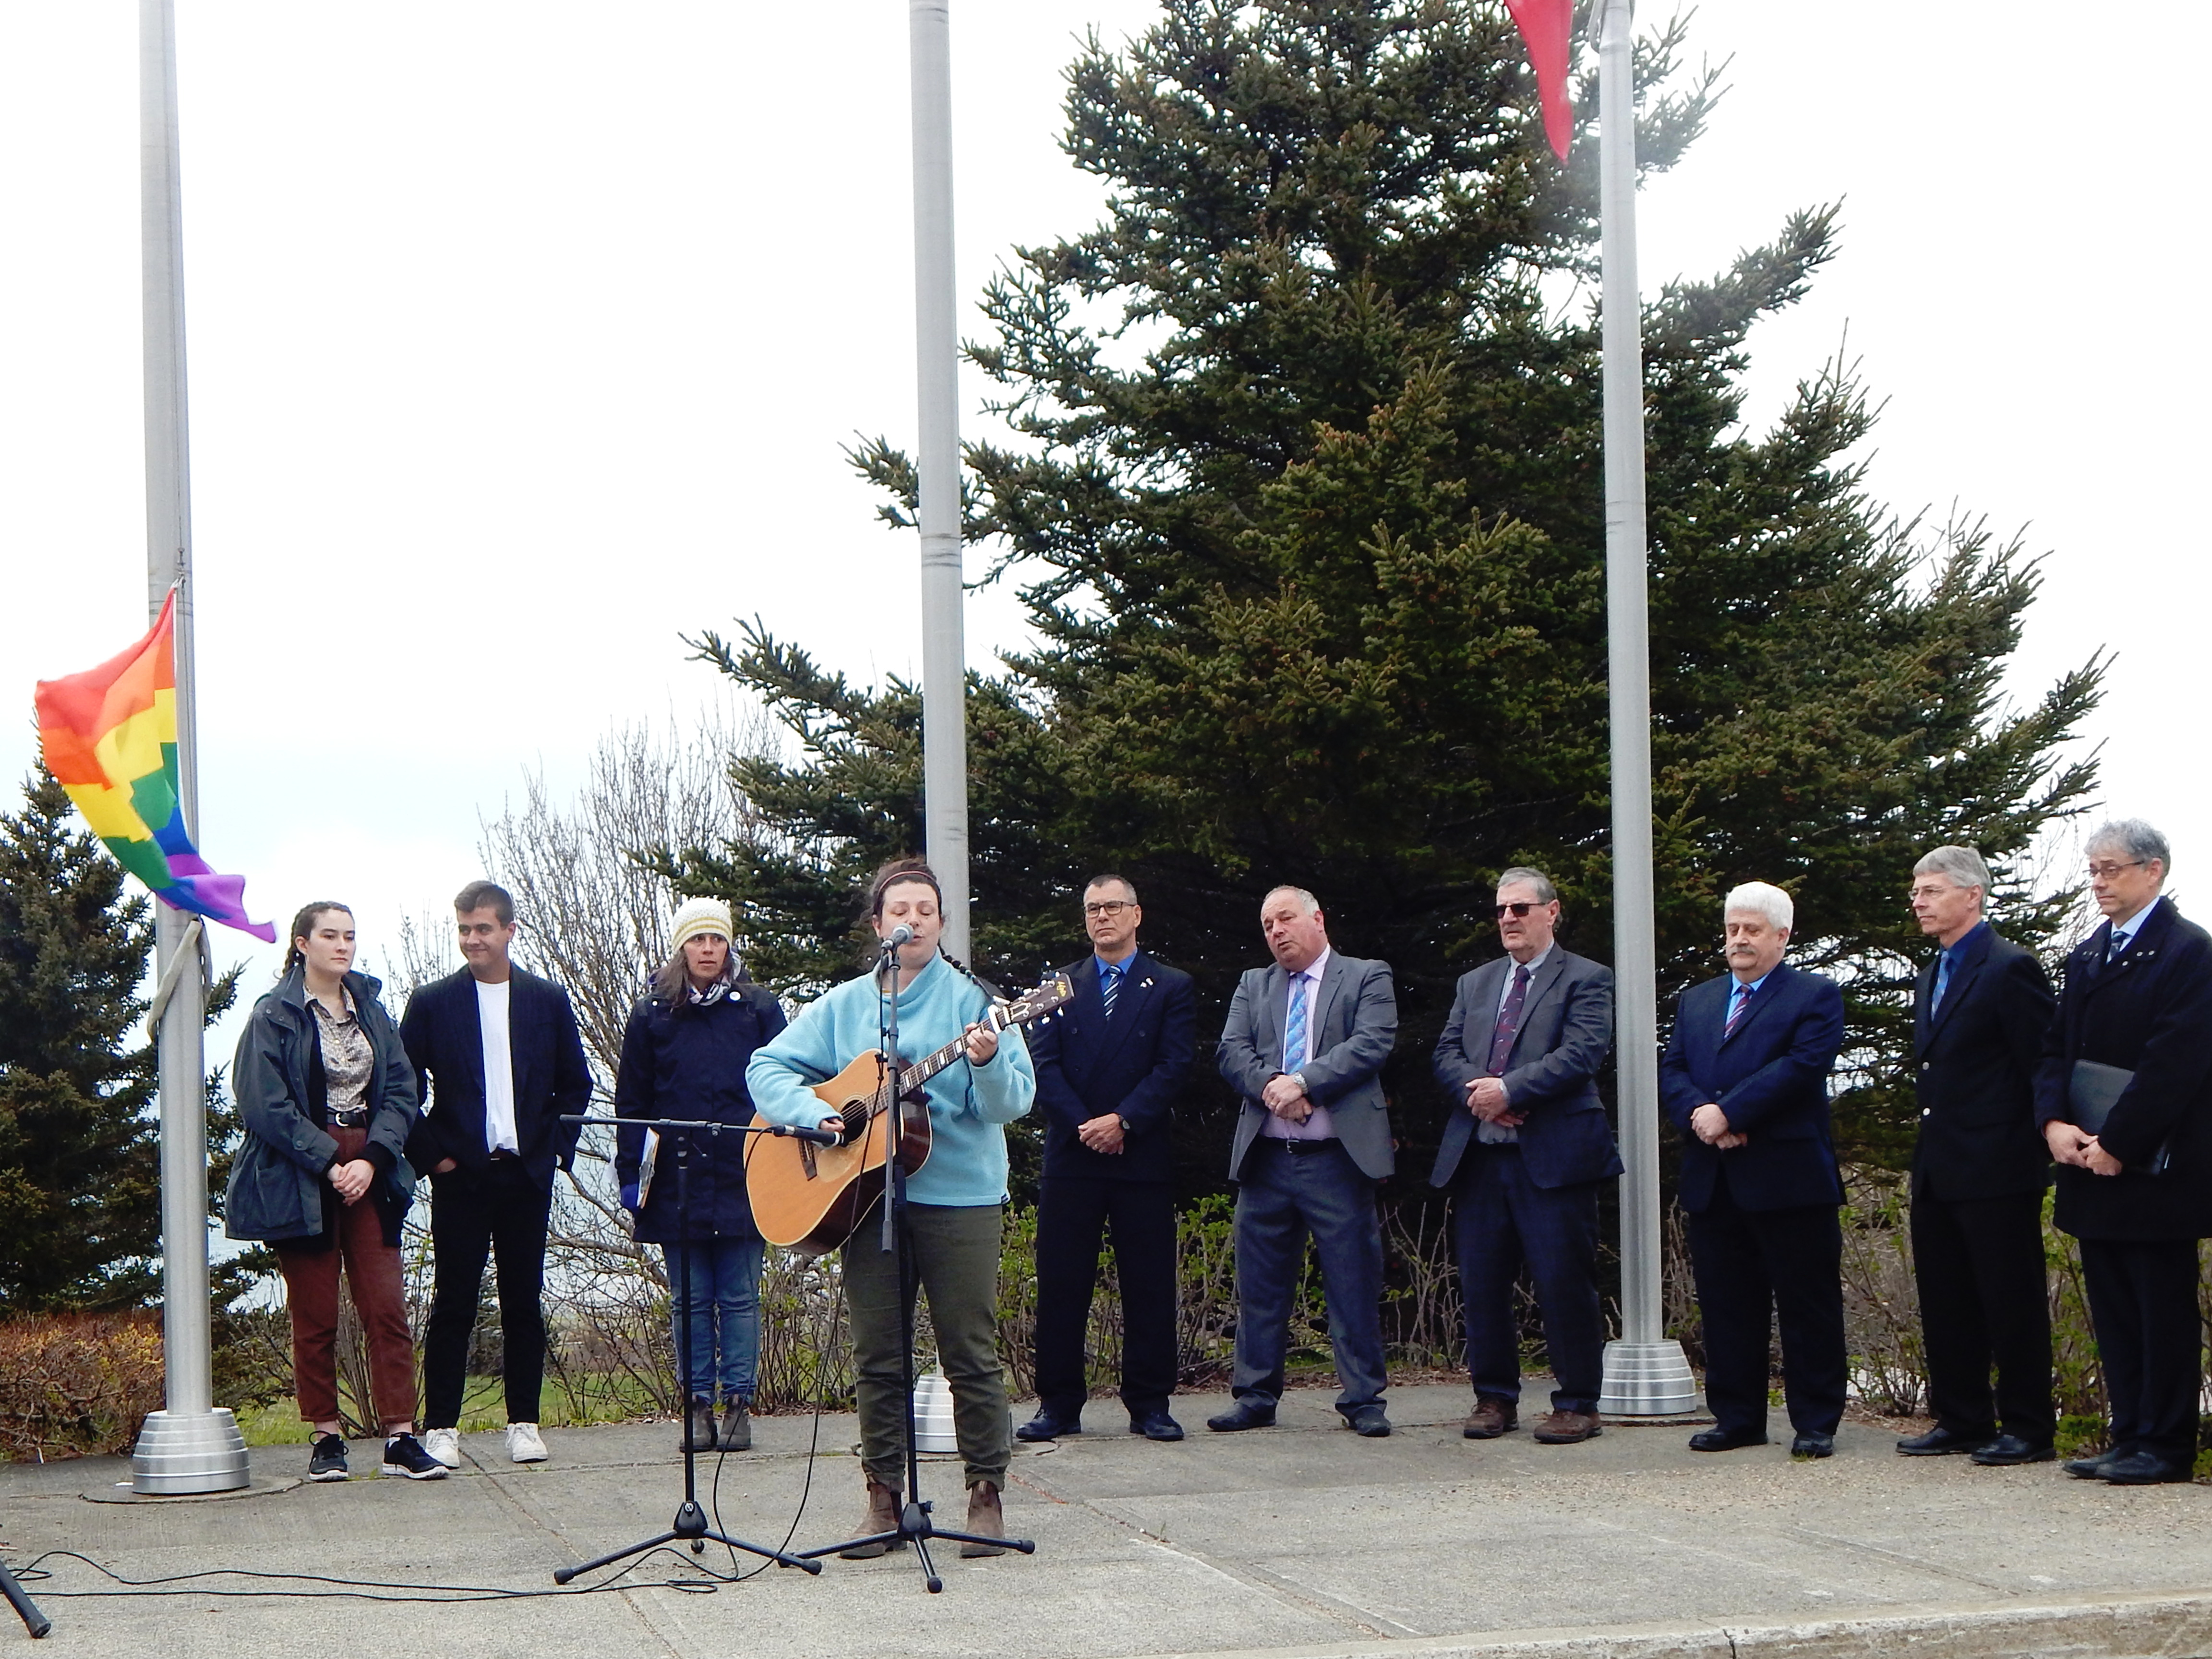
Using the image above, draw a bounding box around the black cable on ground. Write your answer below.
[5,1296,853,1608]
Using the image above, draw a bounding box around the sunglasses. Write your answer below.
[1493,901,1543,919]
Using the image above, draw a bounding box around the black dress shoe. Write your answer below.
[1790,1431,1836,1459]
[1205,1400,1277,1432]
[1688,1426,1768,1453]
[2100,1450,2195,1485]
[1896,1425,1992,1456]
[1015,1409,1082,1442]
[1343,1405,1392,1438]
[1130,1410,1185,1442]
[1970,1433,2056,1467]
[2064,1448,2124,1480]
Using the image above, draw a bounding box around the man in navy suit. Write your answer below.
[1898,845,2056,1465]
[1659,881,1847,1458]
[1431,867,1619,1445]
[2037,821,2212,1486]
[1212,887,1399,1436]
[399,881,592,1468]
[1019,875,1197,1443]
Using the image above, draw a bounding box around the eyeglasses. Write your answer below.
[1493,902,1542,919]
[2087,861,2145,880]
[1083,900,1135,918]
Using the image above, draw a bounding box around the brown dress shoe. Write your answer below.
[959,1479,1008,1558]
[1462,1398,1518,1439]
[839,1478,906,1559]
[1532,1408,1603,1444]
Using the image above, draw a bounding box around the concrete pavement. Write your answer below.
[2,1382,2208,1658]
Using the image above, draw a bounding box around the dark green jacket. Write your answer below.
[225,967,419,1246]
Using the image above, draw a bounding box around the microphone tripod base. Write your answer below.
[797,1497,1036,1595]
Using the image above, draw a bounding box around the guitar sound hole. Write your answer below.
[838,1103,868,1145]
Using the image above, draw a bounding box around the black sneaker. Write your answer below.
[381,1432,450,1480]
[307,1432,349,1482]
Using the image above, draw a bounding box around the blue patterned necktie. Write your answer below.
[1100,962,1122,1020]
[2108,928,2131,965]
[1931,950,1953,1014]
[1283,973,1309,1072]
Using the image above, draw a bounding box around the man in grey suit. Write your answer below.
[1213,886,1399,1437]
[1431,868,1620,1445]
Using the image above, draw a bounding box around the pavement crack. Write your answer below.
[1782,1523,2015,1595]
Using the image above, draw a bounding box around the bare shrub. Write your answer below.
[0,1310,165,1459]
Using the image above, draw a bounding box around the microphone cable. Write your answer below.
[8,1293,850,1607]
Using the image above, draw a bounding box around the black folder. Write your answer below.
[2068,1059,2172,1176]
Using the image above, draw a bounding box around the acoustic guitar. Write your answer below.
[745,972,1073,1256]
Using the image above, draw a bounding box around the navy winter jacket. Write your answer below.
[614,983,787,1243]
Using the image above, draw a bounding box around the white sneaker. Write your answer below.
[506,1421,548,1463]
[422,1427,462,1469]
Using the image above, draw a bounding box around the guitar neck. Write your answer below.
[892,1003,1014,1094]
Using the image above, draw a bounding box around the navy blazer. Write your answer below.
[1910,924,2054,1202]
[399,966,592,1190]
[2035,898,2212,1241]
[1218,951,1397,1181]
[1028,950,1195,1184]
[1659,962,1845,1213]
[1429,949,1622,1191]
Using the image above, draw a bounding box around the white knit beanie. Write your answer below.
[669,897,734,952]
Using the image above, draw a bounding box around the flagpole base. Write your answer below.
[131,1407,250,1494]
[1598,1337,1698,1417]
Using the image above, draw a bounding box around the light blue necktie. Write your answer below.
[1283,974,1310,1072]
[1931,949,1953,1014]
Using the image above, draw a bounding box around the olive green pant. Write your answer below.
[842,1199,1010,1489]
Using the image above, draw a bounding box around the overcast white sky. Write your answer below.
[2,2,2203,1035]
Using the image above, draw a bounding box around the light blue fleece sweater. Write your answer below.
[746,953,1035,1207]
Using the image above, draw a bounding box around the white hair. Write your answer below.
[1723,881,1793,933]
[1261,885,1321,916]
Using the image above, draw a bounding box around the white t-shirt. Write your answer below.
[477,977,518,1154]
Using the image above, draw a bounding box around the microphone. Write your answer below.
[880,923,915,954]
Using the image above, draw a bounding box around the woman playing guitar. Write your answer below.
[745,858,1036,1559]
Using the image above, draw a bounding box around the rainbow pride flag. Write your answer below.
[33,591,275,941]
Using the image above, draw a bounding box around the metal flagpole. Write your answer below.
[130,0,252,1494]
[1594,0,1695,1417]
[909,0,970,961]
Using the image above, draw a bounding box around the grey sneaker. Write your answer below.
[421,1427,462,1468]
[718,1398,751,1452]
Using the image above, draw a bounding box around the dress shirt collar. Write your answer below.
[2109,896,2161,948]
[1497,943,1551,1007]
[1287,946,1331,990]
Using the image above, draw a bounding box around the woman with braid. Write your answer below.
[747,858,1035,1559]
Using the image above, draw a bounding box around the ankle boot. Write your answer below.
[718,1397,751,1452]
[682,1398,717,1453]
[959,1479,1008,1558]
[839,1478,905,1559]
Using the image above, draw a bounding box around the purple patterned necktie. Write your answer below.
[1724,980,1755,1038]
[1486,964,1531,1072]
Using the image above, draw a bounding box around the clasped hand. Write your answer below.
[1077,1113,1126,1154]
[1465,1077,1522,1128]
[1261,1072,1310,1122]
[327,1157,374,1205]
[1689,1104,1748,1151]
[2046,1119,2122,1176]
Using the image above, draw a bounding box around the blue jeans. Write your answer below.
[663,1236,764,1404]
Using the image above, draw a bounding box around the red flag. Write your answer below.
[1505,0,1574,163]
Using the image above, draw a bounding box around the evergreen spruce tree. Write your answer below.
[0,768,239,1311]
[681,0,2100,1187]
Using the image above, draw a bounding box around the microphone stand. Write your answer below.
[793,940,1035,1591]
[549,1112,837,1585]
[0,1555,50,1638]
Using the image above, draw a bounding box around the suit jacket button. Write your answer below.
[1920,1060,1930,1070]
[1921,1108,1931,1118]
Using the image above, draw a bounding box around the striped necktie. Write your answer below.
[2107,928,2131,964]
[1283,973,1310,1072]
[1100,962,1122,1020]
[1724,980,1755,1038]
